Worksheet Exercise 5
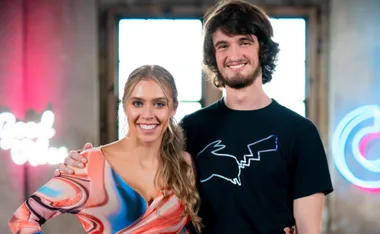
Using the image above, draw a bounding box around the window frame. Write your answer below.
[99,7,208,143]
[267,7,329,148]
[265,7,320,124]
[99,5,326,146]
[116,18,205,136]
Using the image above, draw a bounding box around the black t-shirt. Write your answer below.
[180,98,333,234]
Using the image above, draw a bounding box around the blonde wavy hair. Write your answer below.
[122,64,202,232]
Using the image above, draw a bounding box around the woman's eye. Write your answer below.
[155,102,166,107]
[132,101,143,107]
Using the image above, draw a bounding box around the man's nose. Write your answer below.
[227,44,242,60]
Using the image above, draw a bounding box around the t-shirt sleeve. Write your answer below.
[179,115,189,133]
[291,122,334,200]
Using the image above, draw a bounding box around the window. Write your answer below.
[265,18,306,117]
[118,19,203,138]
[117,17,307,138]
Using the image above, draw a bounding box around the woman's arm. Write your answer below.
[9,173,89,233]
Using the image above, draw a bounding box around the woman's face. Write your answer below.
[124,79,176,144]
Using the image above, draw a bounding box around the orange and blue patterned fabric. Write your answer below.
[9,148,188,234]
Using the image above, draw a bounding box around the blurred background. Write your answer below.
[0,0,379,233]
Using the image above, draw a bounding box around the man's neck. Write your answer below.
[224,78,271,111]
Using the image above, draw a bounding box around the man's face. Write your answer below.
[213,29,261,89]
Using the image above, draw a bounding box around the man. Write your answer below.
[57,0,333,233]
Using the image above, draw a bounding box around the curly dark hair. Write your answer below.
[203,0,280,88]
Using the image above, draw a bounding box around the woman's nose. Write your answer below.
[141,106,154,119]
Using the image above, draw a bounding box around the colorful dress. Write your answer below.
[9,148,189,234]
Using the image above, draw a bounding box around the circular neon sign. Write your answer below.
[332,105,380,191]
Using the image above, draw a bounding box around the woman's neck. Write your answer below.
[120,137,162,168]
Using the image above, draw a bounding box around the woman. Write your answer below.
[9,65,202,234]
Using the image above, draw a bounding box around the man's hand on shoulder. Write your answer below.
[54,142,93,176]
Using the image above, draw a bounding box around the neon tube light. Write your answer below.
[332,105,380,191]
[0,111,67,166]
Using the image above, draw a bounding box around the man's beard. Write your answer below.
[221,65,261,89]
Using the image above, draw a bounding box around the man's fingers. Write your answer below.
[64,157,84,169]
[69,150,87,163]
[55,145,91,177]
[83,142,93,150]
[58,162,74,174]
[283,227,295,234]
[54,169,61,176]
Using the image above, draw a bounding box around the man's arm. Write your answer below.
[291,121,333,234]
[294,193,324,234]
